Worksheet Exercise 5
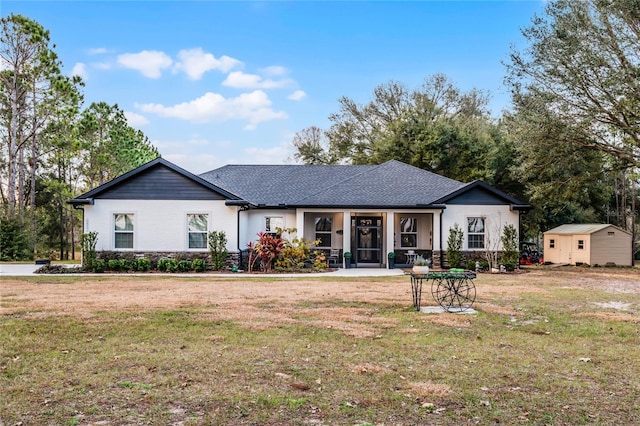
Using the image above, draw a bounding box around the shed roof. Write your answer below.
[544,224,631,235]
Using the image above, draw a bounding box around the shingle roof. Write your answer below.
[199,160,466,207]
[544,224,631,235]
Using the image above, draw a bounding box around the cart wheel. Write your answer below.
[431,278,476,312]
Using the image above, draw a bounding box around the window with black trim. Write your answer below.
[315,217,332,247]
[467,217,485,249]
[400,217,417,248]
[114,213,134,249]
[188,214,208,249]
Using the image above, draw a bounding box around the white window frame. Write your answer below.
[114,213,134,250]
[467,217,485,250]
[400,217,418,248]
[265,216,284,235]
[314,216,332,248]
[187,213,209,250]
[549,239,556,249]
[577,239,584,250]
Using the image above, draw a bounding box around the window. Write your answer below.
[549,239,555,248]
[265,216,284,235]
[400,217,417,248]
[578,239,584,250]
[188,214,208,249]
[608,232,615,237]
[314,217,332,247]
[114,214,134,249]
[467,217,485,249]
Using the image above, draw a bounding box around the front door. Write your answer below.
[352,216,382,266]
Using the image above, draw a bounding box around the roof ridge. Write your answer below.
[291,162,386,204]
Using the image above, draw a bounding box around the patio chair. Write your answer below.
[327,249,341,267]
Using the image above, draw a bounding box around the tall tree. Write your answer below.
[79,102,159,188]
[505,93,612,235]
[0,14,61,219]
[291,74,509,185]
[505,0,640,169]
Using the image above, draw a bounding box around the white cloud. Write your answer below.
[117,50,173,79]
[71,62,88,80]
[124,111,149,127]
[173,48,242,80]
[222,71,292,89]
[92,62,111,70]
[135,90,287,129]
[260,65,287,76]
[88,47,108,55]
[287,90,306,101]
[241,141,295,165]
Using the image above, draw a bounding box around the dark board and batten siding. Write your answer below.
[94,165,227,200]
[445,188,507,205]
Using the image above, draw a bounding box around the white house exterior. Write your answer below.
[544,224,632,266]
[70,158,531,268]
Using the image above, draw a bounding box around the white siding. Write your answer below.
[84,199,238,252]
[441,205,519,251]
[239,210,297,248]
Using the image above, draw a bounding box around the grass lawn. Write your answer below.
[1,267,639,425]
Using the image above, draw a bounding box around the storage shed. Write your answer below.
[543,224,633,266]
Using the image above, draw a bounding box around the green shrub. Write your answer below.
[446,224,464,268]
[157,258,170,272]
[81,232,98,271]
[92,259,105,273]
[135,258,151,272]
[503,260,517,271]
[501,224,519,268]
[0,218,31,261]
[192,258,207,272]
[208,231,228,271]
[107,259,130,271]
[177,260,192,272]
[166,259,179,272]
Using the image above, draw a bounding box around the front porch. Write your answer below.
[298,210,440,268]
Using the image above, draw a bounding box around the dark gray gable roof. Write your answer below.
[200,160,468,208]
[433,180,531,210]
[70,157,239,204]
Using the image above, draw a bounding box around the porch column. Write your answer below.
[296,210,305,239]
[342,211,351,268]
[386,211,395,268]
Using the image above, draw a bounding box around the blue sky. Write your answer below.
[3,1,544,174]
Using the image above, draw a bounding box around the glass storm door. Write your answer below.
[353,216,382,265]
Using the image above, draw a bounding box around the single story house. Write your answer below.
[543,224,633,266]
[69,158,531,268]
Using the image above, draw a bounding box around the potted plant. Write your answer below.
[343,251,352,269]
[412,255,431,275]
[387,252,395,269]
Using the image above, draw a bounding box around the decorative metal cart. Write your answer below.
[410,269,477,312]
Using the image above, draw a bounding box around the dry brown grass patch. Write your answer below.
[574,312,640,323]
[407,381,453,398]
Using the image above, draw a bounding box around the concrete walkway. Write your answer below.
[0,263,406,278]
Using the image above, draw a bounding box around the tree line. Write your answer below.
[291,0,639,254]
[2,0,638,260]
[1,14,159,260]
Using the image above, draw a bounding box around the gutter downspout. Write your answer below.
[439,208,444,268]
[237,204,250,270]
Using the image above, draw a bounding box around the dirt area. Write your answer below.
[2,267,638,323]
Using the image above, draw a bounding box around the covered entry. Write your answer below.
[352,216,383,266]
